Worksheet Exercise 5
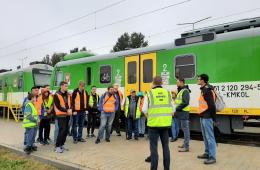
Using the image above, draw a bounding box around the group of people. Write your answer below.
[22,73,217,170]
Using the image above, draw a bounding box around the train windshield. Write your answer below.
[32,69,52,87]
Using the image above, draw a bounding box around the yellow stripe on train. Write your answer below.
[190,107,260,116]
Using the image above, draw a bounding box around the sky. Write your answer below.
[0,0,259,69]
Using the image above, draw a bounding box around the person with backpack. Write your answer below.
[175,78,191,152]
[95,86,119,144]
[197,74,217,164]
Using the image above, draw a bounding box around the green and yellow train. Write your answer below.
[1,18,259,134]
[51,18,260,134]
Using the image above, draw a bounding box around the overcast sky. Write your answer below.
[0,0,259,69]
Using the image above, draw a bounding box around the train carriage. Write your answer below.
[0,64,53,106]
[51,18,260,134]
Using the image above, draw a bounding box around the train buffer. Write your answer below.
[0,101,22,122]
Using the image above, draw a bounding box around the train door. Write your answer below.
[125,53,156,96]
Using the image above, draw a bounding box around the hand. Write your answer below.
[85,111,89,115]
[67,109,72,115]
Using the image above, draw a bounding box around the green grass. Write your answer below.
[0,147,59,170]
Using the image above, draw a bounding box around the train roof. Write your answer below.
[0,64,53,76]
[56,20,260,68]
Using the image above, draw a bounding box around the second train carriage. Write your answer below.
[51,18,260,134]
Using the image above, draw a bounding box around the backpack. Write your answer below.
[213,90,226,112]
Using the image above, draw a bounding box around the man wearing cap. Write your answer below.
[124,89,141,140]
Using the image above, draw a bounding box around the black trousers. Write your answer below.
[149,128,170,170]
[38,118,51,141]
[87,111,97,135]
[56,116,69,147]
[112,110,121,133]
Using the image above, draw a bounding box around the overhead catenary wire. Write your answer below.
[0,0,191,58]
[0,0,127,50]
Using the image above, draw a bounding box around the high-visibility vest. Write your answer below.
[89,94,99,108]
[198,90,216,114]
[124,96,141,119]
[43,95,53,116]
[147,88,173,127]
[22,102,38,128]
[175,89,191,112]
[102,94,116,113]
[117,90,124,110]
[74,90,87,111]
[54,93,71,116]
[34,96,43,116]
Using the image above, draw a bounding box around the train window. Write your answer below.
[55,71,63,87]
[143,59,153,83]
[128,61,136,84]
[0,80,2,90]
[100,65,112,84]
[86,67,91,85]
[174,54,196,79]
[18,77,23,89]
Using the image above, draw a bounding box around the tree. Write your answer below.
[111,32,148,52]
[42,53,66,67]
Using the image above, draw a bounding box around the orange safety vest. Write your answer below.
[74,90,87,111]
[102,94,116,113]
[54,93,71,116]
[34,96,43,116]
[198,90,215,114]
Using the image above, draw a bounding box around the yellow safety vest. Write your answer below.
[124,96,141,119]
[147,88,173,127]
[22,102,38,128]
[175,89,191,112]
[89,94,99,108]
[43,95,53,116]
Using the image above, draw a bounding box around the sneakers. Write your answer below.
[32,145,37,151]
[139,134,144,138]
[105,138,110,142]
[204,157,216,164]
[61,145,69,151]
[170,138,177,142]
[127,137,132,140]
[24,147,32,155]
[73,140,78,144]
[86,134,90,138]
[44,140,50,145]
[91,134,95,138]
[134,137,139,141]
[78,138,86,142]
[178,148,189,152]
[197,153,209,159]
[145,156,151,163]
[95,139,100,144]
[55,147,63,153]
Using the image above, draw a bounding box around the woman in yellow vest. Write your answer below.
[124,89,141,140]
[23,93,39,155]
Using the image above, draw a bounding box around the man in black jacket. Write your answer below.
[197,74,217,164]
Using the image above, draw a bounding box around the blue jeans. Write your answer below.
[200,118,216,159]
[97,112,115,140]
[138,116,146,134]
[54,119,59,145]
[179,119,190,149]
[171,117,179,140]
[72,111,85,140]
[24,127,37,147]
[127,117,139,138]
[149,128,170,170]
